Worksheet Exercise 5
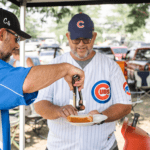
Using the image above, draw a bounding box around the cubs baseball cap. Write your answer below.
[68,12,94,40]
[0,8,31,40]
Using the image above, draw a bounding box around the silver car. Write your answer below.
[39,50,61,65]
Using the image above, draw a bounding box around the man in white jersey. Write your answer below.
[34,13,132,150]
[0,9,84,150]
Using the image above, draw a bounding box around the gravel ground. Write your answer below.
[11,85,150,150]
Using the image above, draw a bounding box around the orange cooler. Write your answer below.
[121,113,150,150]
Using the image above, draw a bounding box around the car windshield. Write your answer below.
[112,48,128,54]
[141,43,150,47]
[135,49,150,60]
[40,51,54,56]
[40,47,53,51]
[126,50,136,60]
[93,47,113,54]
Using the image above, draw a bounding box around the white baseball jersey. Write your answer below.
[35,52,132,150]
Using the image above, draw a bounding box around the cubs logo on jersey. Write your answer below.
[123,82,131,95]
[77,20,84,28]
[91,80,111,103]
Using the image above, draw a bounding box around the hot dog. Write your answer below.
[67,115,93,123]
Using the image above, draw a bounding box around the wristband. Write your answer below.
[97,113,105,125]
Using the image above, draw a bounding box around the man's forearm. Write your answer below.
[34,101,61,120]
[23,63,69,93]
[101,104,132,122]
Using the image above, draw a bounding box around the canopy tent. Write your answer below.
[8,0,148,7]
[7,0,147,150]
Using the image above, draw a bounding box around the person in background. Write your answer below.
[0,8,84,150]
[12,49,34,67]
[34,12,132,150]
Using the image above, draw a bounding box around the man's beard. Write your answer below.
[71,49,91,59]
[0,36,12,62]
[0,52,11,62]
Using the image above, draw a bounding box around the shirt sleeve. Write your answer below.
[34,83,54,103]
[0,64,38,110]
[110,61,132,105]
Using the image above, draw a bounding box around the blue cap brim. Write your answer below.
[70,30,93,40]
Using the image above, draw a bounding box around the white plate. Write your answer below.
[67,114,108,126]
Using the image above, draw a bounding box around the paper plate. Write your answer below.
[67,114,108,126]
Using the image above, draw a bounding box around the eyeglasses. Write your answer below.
[72,38,92,44]
[6,29,20,43]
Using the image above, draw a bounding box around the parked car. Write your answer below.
[39,50,61,65]
[93,45,128,60]
[93,45,114,60]
[125,47,150,82]
[44,38,57,46]
[93,45,128,80]
[111,46,128,60]
[25,39,41,52]
[125,40,150,51]
[39,44,64,55]
[8,55,40,66]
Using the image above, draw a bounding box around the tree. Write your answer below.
[104,4,149,41]
[0,1,43,38]
[104,4,132,35]
[1,1,103,40]
[126,3,150,33]
[25,17,43,38]
[1,1,74,38]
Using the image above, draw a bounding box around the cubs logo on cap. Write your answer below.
[123,82,131,95]
[77,20,84,28]
[91,80,111,103]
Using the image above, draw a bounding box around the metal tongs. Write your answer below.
[72,75,85,111]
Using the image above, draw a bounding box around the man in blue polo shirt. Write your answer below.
[0,8,84,150]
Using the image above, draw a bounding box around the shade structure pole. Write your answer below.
[19,1,26,150]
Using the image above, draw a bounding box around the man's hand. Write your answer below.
[88,110,105,125]
[64,64,85,91]
[88,110,100,116]
[57,105,78,119]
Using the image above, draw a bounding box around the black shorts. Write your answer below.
[45,146,119,150]
[113,146,119,150]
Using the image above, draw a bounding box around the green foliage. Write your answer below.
[0,0,7,5]
[1,1,43,38]
[2,1,150,41]
[25,7,73,23]
[105,4,132,35]
[9,2,20,17]
[105,4,150,42]
[1,2,102,42]
[126,27,147,41]
[126,4,149,33]
[25,17,43,38]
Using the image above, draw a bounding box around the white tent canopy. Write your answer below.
[7,0,145,149]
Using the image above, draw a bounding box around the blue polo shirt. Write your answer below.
[0,59,38,150]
